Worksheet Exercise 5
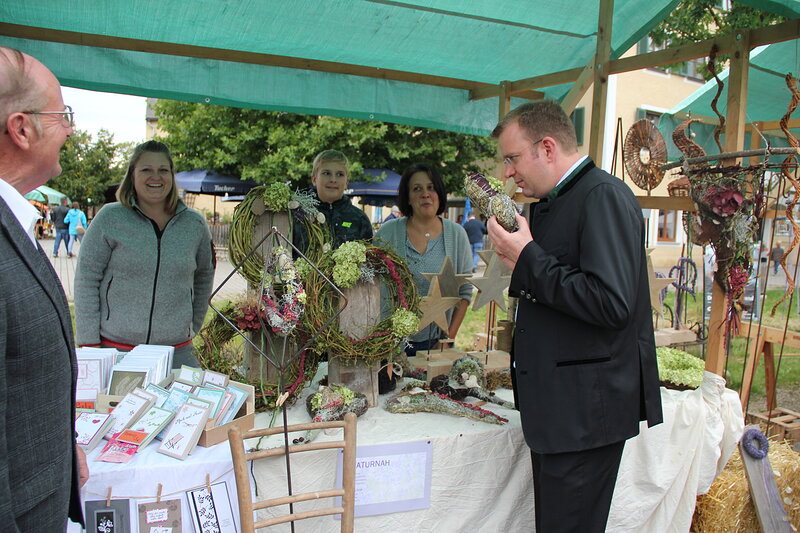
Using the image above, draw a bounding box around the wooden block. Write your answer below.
[421,348,469,362]
[739,425,793,533]
[654,327,697,347]
[425,359,453,382]
[472,333,488,351]
[747,408,800,443]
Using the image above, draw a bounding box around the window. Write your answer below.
[636,108,661,127]
[638,36,705,81]
[657,210,678,242]
[570,107,585,146]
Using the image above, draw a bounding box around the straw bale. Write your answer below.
[692,439,799,532]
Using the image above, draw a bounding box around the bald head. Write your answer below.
[0,47,71,193]
[0,47,48,133]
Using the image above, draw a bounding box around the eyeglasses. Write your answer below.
[502,137,543,166]
[23,105,74,127]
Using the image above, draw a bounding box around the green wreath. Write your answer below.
[228,184,329,286]
[301,241,420,366]
[195,300,320,411]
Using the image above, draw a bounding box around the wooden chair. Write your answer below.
[228,412,357,532]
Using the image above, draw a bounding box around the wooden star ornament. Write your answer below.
[469,251,511,311]
[477,249,512,276]
[417,277,462,332]
[421,256,471,298]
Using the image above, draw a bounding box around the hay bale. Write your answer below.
[693,439,799,532]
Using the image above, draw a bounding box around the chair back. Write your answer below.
[228,412,357,532]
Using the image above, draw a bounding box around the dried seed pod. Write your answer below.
[464,172,519,232]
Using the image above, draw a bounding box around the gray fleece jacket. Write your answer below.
[74,200,215,347]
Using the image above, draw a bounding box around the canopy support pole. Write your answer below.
[705,30,751,377]
[588,0,613,166]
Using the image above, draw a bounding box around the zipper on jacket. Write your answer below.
[145,219,166,343]
[105,276,113,320]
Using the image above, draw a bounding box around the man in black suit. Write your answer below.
[0,46,87,530]
[487,100,663,532]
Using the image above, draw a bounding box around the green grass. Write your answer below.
[454,288,800,398]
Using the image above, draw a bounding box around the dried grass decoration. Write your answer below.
[623,118,667,192]
[693,439,799,532]
[300,241,420,366]
[673,119,766,340]
[228,183,329,286]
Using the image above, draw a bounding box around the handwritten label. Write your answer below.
[146,508,169,523]
[150,527,172,533]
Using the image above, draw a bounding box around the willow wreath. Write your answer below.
[300,242,420,366]
[741,427,769,459]
[195,300,320,411]
[228,184,329,286]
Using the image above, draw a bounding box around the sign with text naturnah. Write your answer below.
[336,440,433,517]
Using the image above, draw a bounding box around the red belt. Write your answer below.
[97,337,193,351]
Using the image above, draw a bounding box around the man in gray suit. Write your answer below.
[0,46,87,530]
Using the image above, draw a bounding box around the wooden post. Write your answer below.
[498,80,511,121]
[588,0,613,166]
[706,30,751,377]
[328,283,382,407]
[245,211,291,383]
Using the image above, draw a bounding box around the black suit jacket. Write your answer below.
[0,195,83,529]
[509,159,663,454]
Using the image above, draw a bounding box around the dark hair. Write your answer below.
[116,140,178,213]
[71,201,79,209]
[398,163,447,217]
[492,99,577,152]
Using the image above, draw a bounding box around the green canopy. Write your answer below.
[0,0,681,135]
[24,185,68,205]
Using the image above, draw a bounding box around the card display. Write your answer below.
[85,499,131,533]
[137,498,182,533]
[157,403,210,460]
[187,482,237,533]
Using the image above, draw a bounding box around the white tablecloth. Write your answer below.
[69,369,743,532]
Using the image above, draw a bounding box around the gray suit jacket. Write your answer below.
[0,195,83,530]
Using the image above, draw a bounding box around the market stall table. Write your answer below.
[236,367,743,532]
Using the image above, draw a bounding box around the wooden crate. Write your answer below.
[747,407,800,444]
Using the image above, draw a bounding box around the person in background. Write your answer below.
[462,210,487,272]
[376,163,472,354]
[0,45,87,530]
[74,140,216,368]
[64,200,87,257]
[771,241,784,275]
[293,149,372,252]
[488,100,662,533]
[51,195,70,256]
[383,204,400,223]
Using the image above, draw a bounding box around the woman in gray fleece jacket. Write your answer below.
[75,141,215,368]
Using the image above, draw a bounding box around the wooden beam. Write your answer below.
[490,19,800,98]
[706,30,751,378]
[588,0,613,165]
[560,59,595,115]
[636,196,695,211]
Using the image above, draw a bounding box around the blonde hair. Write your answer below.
[311,149,349,178]
[117,140,178,213]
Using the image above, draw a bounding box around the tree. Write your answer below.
[153,100,496,193]
[50,129,132,207]
[649,0,785,80]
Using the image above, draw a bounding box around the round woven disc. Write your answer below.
[624,119,667,191]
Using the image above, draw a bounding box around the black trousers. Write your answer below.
[531,440,625,533]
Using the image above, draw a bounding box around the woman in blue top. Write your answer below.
[64,201,87,257]
[375,163,472,355]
